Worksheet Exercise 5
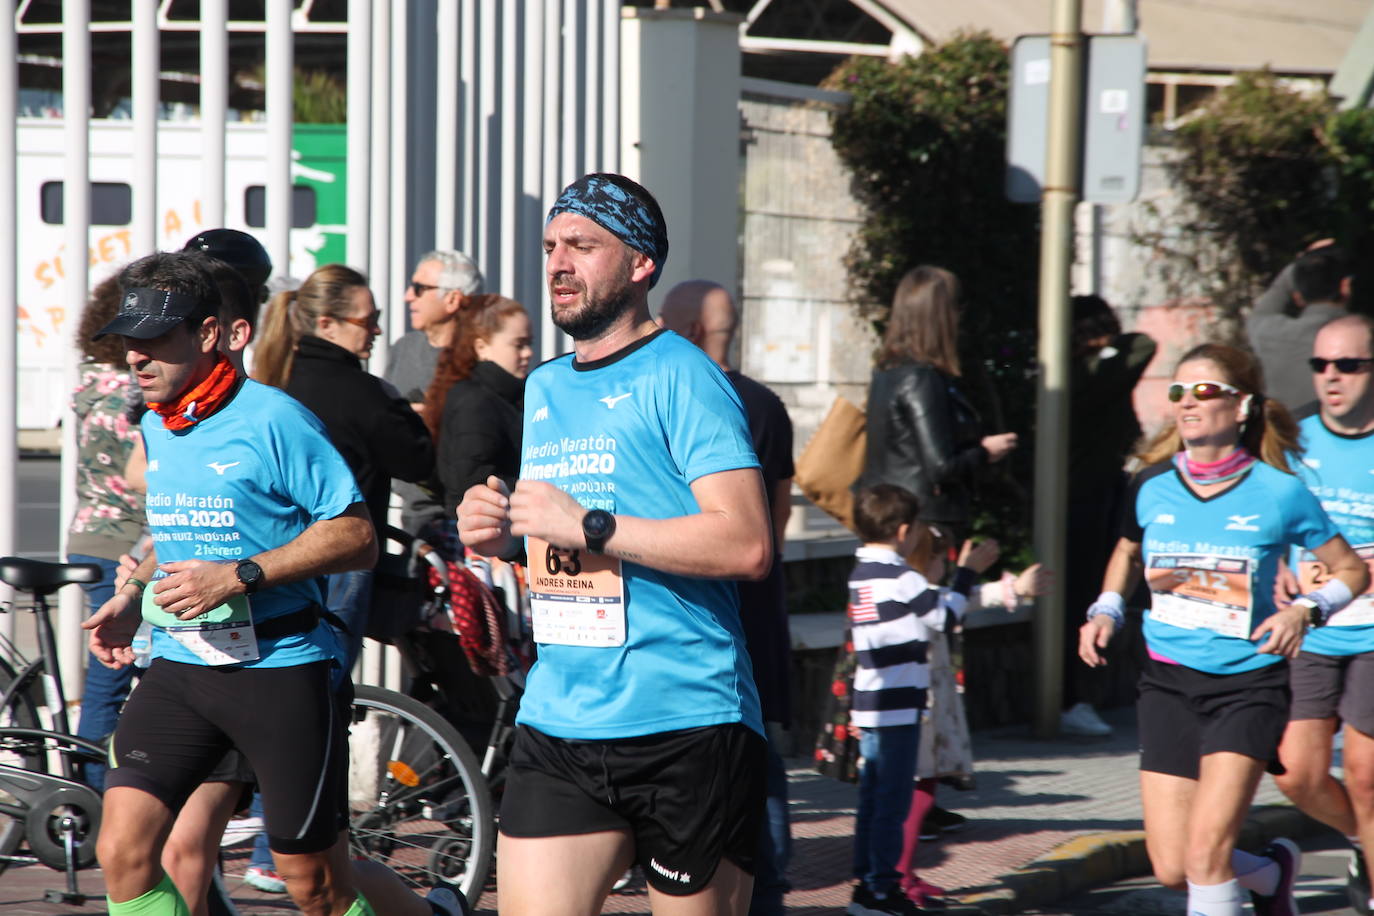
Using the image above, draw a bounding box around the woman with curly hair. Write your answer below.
[425,294,533,517]
[69,273,147,791]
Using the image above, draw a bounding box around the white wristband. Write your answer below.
[1086,591,1126,626]
[1303,578,1356,622]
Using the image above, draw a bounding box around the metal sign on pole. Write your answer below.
[1007,32,1145,205]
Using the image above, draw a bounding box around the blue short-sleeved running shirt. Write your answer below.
[515,329,765,740]
[141,379,363,668]
[1124,459,1339,674]
[1292,410,1374,655]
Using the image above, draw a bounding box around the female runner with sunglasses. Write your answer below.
[1080,342,1369,916]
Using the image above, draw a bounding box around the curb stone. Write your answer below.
[952,803,1331,915]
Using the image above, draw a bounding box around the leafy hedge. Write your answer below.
[1153,71,1374,318]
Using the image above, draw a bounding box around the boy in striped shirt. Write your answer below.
[846,484,991,916]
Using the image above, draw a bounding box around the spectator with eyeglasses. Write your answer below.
[1247,243,1354,410]
[1079,342,1367,916]
[386,250,484,534]
[1271,313,1374,916]
[254,263,435,672]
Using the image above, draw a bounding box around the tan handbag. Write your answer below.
[793,396,866,533]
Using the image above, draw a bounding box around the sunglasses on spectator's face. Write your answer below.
[409,281,438,297]
[1167,380,1241,402]
[1308,357,1374,374]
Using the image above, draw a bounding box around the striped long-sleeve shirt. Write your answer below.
[848,545,974,728]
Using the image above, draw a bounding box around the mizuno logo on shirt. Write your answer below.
[531,406,549,422]
[207,461,241,476]
[1154,513,1175,525]
[600,393,632,410]
[1225,514,1260,531]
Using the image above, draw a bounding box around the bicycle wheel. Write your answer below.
[347,685,495,908]
[0,655,44,873]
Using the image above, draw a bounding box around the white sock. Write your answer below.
[1231,849,1280,896]
[1186,879,1245,916]
[1349,835,1364,852]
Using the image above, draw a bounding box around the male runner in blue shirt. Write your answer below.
[459,173,773,916]
[85,251,379,916]
[1274,314,1374,915]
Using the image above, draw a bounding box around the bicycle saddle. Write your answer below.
[0,557,102,595]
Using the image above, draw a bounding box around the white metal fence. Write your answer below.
[1,0,621,700]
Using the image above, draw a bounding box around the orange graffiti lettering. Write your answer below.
[193,199,202,226]
[46,306,66,332]
[164,209,182,238]
[34,262,54,291]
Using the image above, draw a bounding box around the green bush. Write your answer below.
[828,33,1040,564]
[1148,71,1374,319]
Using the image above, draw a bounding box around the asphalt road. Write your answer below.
[14,454,62,560]
[1029,833,1362,916]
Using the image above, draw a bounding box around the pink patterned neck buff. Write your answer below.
[1173,448,1257,485]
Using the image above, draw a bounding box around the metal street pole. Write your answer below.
[1033,0,1083,738]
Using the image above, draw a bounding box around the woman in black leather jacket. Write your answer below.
[857,265,1017,538]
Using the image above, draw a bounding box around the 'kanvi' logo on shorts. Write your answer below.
[531,406,549,423]
[1153,513,1175,525]
[1225,514,1261,532]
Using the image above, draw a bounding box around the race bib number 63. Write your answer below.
[526,536,626,647]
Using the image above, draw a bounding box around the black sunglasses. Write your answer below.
[1309,357,1374,374]
[408,280,439,297]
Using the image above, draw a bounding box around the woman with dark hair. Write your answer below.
[425,294,533,516]
[857,266,1017,540]
[1080,343,1368,916]
[252,263,434,672]
[69,273,147,791]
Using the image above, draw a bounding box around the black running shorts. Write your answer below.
[105,658,348,854]
[499,723,766,896]
[1137,657,1290,779]
[1290,649,1374,736]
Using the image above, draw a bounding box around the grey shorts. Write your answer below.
[1290,650,1374,736]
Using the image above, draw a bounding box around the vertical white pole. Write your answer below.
[132,0,158,256]
[522,2,545,353]
[200,0,228,234]
[435,0,459,253]
[266,0,293,276]
[0,0,18,629]
[389,0,410,332]
[584,0,600,170]
[459,0,477,257]
[60,0,91,703]
[498,2,518,296]
[477,0,497,275]
[602,0,619,175]
[560,0,579,184]
[541,0,562,360]
[369,1,393,372]
[346,0,371,276]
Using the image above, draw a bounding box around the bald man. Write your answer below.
[1274,314,1374,915]
[659,280,795,916]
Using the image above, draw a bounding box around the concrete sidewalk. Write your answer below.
[0,706,1331,915]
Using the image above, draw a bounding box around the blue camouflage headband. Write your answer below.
[547,174,669,288]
